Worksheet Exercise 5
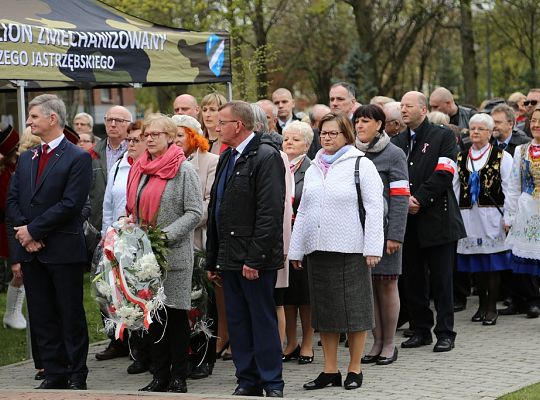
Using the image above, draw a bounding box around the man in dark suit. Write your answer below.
[6,94,92,390]
[392,91,466,353]
[206,101,285,397]
[491,104,531,156]
[272,88,301,134]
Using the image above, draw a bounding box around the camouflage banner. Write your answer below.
[0,0,231,85]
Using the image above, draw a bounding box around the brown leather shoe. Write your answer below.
[95,345,128,361]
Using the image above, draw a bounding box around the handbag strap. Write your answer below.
[354,156,366,230]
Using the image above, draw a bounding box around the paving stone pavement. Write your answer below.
[1,297,540,400]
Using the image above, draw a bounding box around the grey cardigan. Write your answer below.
[138,160,203,309]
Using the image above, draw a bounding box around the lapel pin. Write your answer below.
[31,149,38,160]
[422,143,430,153]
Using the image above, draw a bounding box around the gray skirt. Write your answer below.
[307,251,374,332]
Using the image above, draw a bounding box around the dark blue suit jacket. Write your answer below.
[6,138,92,265]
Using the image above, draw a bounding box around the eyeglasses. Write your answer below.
[385,120,398,125]
[524,100,539,107]
[143,131,167,139]
[74,122,90,126]
[319,130,341,138]
[469,127,490,132]
[78,139,92,143]
[104,117,130,124]
[217,120,240,126]
[127,138,141,144]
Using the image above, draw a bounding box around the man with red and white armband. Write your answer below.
[391,91,466,353]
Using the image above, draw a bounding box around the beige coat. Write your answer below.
[188,149,219,251]
[276,151,294,289]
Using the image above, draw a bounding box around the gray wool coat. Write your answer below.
[138,160,203,310]
[364,141,409,275]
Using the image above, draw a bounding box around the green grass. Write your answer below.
[0,272,107,367]
[499,383,540,400]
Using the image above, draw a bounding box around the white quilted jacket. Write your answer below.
[289,146,384,260]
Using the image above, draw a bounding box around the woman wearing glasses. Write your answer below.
[289,112,384,391]
[505,105,540,283]
[127,114,202,393]
[455,114,513,326]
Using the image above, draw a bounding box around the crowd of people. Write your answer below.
[0,83,539,397]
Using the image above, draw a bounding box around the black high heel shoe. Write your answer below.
[303,372,342,390]
[344,371,363,390]
[376,347,398,365]
[361,352,381,363]
[298,351,314,364]
[216,340,229,359]
[471,309,486,322]
[282,345,300,362]
[482,312,498,326]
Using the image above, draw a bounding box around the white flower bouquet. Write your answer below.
[91,218,168,338]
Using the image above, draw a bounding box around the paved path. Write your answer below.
[1,297,540,399]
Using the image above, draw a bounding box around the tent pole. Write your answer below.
[227,82,233,101]
[15,80,27,132]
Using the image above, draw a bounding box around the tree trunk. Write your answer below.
[460,0,478,105]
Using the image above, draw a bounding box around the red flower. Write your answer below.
[108,304,116,314]
[137,289,153,300]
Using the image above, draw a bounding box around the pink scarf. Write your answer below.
[126,144,186,225]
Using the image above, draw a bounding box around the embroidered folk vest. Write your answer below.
[458,146,505,208]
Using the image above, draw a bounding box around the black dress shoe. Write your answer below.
[127,360,150,374]
[453,302,466,312]
[403,328,414,337]
[167,377,187,393]
[282,345,300,361]
[471,309,486,322]
[433,337,455,352]
[68,381,87,390]
[232,386,264,396]
[401,335,432,348]
[265,389,284,397]
[344,371,363,390]
[526,305,540,318]
[34,370,45,380]
[36,379,68,389]
[95,345,128,361]
[303,371,342,390]
[190,363,212,379]
[482,313,498,326]
[222,351,233,361]
[498,303,521,315]
[376,347,398,365]
[361,352,381,364]
[139,378,169,392]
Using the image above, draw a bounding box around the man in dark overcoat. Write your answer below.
[392,91,466,352]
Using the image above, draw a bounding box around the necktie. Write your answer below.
[408,132,416,158]
[215,149,238,230]
[498,142,507,150]
[36,144,52,182]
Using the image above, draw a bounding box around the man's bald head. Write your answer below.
[272,88,295,122]
[256,99,278,132]
[429,87,457,116]
[309,104,331,129]
[401,91,428,129]
[174,94,200,118]
[104,105,132,144]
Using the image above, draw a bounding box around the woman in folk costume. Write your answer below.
[455,113,513,326]
[505,106,540,278]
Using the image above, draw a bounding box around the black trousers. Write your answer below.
[149,306,190,381]
[22,259,89,383]
[504,271,540,308]
[402,225,456,340]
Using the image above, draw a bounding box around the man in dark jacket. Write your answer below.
[392,91,466,353]
[491,104,531,155]
[206,101,285,398]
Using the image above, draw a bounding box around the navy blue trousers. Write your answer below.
[22,259,88,383]
[222,270,284,391]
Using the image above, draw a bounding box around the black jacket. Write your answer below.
[391,118,466,248]
[205,133,285,271]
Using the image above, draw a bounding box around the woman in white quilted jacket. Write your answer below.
[289,111,384,391]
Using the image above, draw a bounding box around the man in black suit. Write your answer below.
[7,94,92,390]
[272,88,301,134]
[392,91,466,353]
[491,104,531,155]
